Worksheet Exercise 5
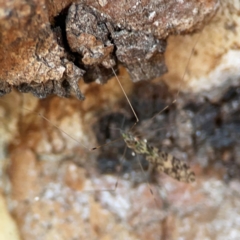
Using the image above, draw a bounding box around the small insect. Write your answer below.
[122,132,195,183]
[1,2,239,239]
[91,66,196,184]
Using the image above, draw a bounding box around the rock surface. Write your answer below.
[0,0,218,98]
[0,1,240,240]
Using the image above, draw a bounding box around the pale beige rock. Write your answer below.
[0,194,21,240]
[163,0,240,96]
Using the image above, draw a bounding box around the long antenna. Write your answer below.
[149,32,203,122]
[111,67,139,123]
[0,98,92,151]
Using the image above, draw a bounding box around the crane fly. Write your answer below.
[1,2,239,239]
[122,132,195,183]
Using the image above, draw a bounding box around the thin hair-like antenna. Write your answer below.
[111,67,139,124]
[120,115,126,130]
[0,96,125,152]
[91,137,123,150]
[80,145,128,193]
[114,145,128,191]
[0,98,92,151]
[149,32,203,122]
[24,107,92,151]
[90,66,141,150]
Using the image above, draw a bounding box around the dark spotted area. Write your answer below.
[93,82,240,183]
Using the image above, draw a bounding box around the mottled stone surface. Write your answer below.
[0,0,218,98]
[0,0,85,99]
[0,1,240,240]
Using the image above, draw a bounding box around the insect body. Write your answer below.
[122,132,195,183]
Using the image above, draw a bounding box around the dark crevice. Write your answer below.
[214,115,223,128]
[52,6,71,52]
[52,7,81,68]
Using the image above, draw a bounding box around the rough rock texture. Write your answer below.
[83,0,219,38]
[0,0,85,99]
[0,0,218,98]
[1,1,240,240]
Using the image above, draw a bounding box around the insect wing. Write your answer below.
[146,150,195,183]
